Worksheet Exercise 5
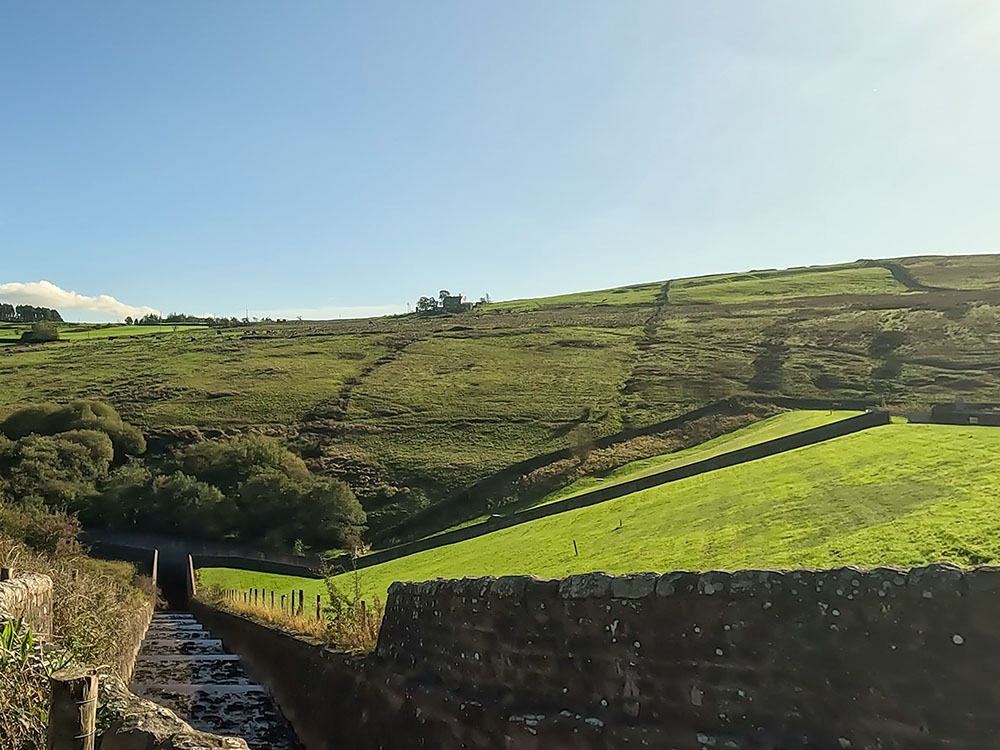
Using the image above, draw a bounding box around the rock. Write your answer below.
[559,573,613,599]
[610,573,658,599]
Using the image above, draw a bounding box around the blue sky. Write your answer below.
[2,2,999,321]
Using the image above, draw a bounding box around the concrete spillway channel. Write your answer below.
[131,611,302,749]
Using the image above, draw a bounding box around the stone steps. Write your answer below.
[131,611,300,750]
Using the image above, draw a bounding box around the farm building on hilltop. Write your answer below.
[441,295,473,313]
[909,398,1000,426]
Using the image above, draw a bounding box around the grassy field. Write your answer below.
[6,254,1000,538]
[0,330,389,427]
[486,282,664,311]
[200,422,1000,603]
[60,324,207,339]
[535,409,860,505]
[899,254,1000,290]
[668,266,905,304]
[0,322,207,340]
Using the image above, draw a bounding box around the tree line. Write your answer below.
[0,303,63,323]
[0,400,366,551]
[125,312,283,327]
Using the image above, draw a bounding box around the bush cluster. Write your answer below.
[0,400,365,551]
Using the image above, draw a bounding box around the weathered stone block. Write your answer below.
[655,571,697,596]
[558,573,613,599]
[610,573,658,599]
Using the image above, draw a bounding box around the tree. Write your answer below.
[147,472,230,537]
[84,462,152,529]
[438,290,451,301]
[20,322,60,343]
[178,435,365,549]
[415,296,439,314]
[236,472,364,549]
[0,400,146,460]
[181,436,309,493]
[2,430,114,511]
[124,316,133,326]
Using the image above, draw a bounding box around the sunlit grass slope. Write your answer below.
[899,254,1000,290]
[487,282,664,311]
[536,410,860,505]
[59,324,207,339]
[669,266,905,304]
[200,423,1000,602]
[0,322,206,340]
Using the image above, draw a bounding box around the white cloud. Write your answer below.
[0,280,161,320]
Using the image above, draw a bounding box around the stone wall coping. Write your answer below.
[0,573,54,633]
[0,572,54,598]
[386,562,989,602]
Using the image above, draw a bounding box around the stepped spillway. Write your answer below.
[131,611,300,750]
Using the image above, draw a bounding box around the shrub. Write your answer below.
[80,462,152,529]
[4,430,114,511]
[0,400,145,460]
[148,472,230,537]
[0,505,81,557]
[19,321,59,343]
[181,436,365,549]
[324,567,383,652]
[0,619,49,749]
[568,424,595,465]
[236,472,365,549]
[181,435,309,493]
[869,329,908,357]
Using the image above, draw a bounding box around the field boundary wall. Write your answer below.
[192,562,999,749]
[375,395,882,543]
[0,572,53,637]
[325,409,889,572]
[94,408,888,581]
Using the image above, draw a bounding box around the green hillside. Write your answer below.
[535,409,859,506]
[200,422,1000,603]
[5,253,1000,541]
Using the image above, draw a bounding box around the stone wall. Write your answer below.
[114,595,154,685]
[330,409,890,573]
[0,572,53,636]
[195,563,1000,749]
[375,397,884,545]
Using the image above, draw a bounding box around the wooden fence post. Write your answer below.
[298,589,304,616]
[47,669,97,750]
[281,594,286,611]
[316,594,322,621]
[271,590,275,608]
